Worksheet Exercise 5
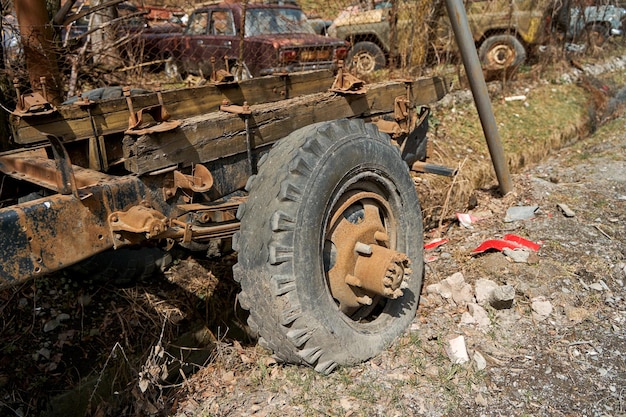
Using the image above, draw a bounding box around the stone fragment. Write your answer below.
[446,335,469,364]
[475,279,498,305]
[43,319,60,332]
[504,205,539,222]
[503,247,530,263]
[428,272,475,306]
[557,203,576,217]
[531,298,553,321]
[467,303,491,328]
[473,351,487,370]
[489,285,516,310]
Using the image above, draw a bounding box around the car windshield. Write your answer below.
[245,8,315,36]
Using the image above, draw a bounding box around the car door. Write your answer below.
[182,9,238,75]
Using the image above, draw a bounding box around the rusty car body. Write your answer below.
[157,1,349,78]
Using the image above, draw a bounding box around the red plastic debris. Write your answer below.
[472,234,541,254]
[424,238,448,250]
[502,234,541,251]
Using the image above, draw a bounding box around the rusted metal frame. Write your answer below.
[0,150,112,195]
[0,174,148,284]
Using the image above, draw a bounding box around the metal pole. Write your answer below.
[444,0,513,195]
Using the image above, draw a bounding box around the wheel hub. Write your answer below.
[325,191,412,315]
[488,44,514,67]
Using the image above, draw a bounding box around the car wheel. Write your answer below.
[346,41,386,75]
[233,119,424,373]
[478,34,526,71]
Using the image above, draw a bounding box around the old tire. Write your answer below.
[478,34,526,71]
[346,41,386,75]
[233,119,424,373]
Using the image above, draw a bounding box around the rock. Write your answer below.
[489,285,516,310]
[475,392,488,406]
[504,205,539,222]
[467,303,491,328]
[502,247,530,263]
[446,335,469,364]
[43,319,60,332]
[531,298,553,321]
[475,279,498,305]
[473,351,487,370]
[427,272,475,306]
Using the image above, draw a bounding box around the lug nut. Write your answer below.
[374,231,389,242]
[354,241,372,255]
[345,274,362,287]
[356,295,373,305]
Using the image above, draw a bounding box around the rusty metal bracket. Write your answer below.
[330,61,367,95]
[109,204,169,247]
[123,86,181,135]
[372,95,415,139]
[210,56,236,84]
[12,77,57,117]
[163,164,214,200]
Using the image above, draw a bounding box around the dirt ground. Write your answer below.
[1,59,625,416]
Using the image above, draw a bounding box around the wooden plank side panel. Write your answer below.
[13,71,336,145]
[124,78,448,175]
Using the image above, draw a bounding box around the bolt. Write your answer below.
[356,295,373,305]
[354,241,372,255]
[345,274,362,288]
[111,215,119,222]
[374,231,389,242]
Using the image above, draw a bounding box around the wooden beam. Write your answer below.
[123,77,448,175]
[12,70,337,145]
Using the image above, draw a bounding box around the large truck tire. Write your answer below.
[233,119,424,373]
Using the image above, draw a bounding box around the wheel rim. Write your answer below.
[323,180,411,321]
[486,43,515,68]
[353,52,377,74]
